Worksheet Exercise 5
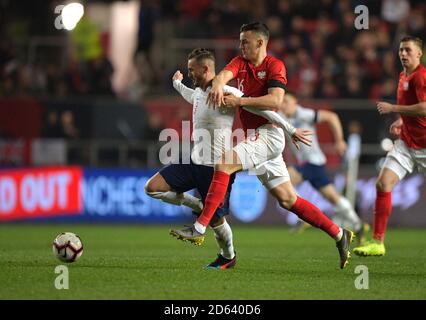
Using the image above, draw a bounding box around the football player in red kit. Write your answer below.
[354,36,426,256]
[171,22,354,269]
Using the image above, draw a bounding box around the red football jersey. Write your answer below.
[398,64,426,149]
[224,55,287,131]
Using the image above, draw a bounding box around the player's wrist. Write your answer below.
[239,97,245,106]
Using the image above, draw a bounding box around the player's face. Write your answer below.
[399,41,422,71]
[187,59,204,87]
[239,31,263,61]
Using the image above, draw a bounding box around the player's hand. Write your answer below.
[291,128,312,150]
[172,70,183,82]
[377,101,395,115]
[335,140,347,156]
[223,93,241,108]
[389,118,403,137]
[207,83,224,110]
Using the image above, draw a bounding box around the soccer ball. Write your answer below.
[52,232,84,263]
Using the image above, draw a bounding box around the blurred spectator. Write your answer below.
[0,0,425,100]
[42,111,63,138]
[60,111,80,140]
[381,0,410,24]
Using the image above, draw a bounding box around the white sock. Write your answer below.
[333,197,362,231]
[212,219,235,259]
[145,191,203,213]
[194,221,206,234]
[335,227,343,242]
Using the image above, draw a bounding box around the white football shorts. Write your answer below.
[233,123,290,190]
[383,139,426,180]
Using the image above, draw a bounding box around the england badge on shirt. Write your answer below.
[403,81,409,91]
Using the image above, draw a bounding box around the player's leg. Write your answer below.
[198,124,284,232]
[354,140,412,256]
[193,151,242,233]
[144,166,203,212]
[287,165,313,233]
[170,154,241,244]
[272,182,354,269]
[207,216,237,269]
[353,167,400,256]
[171,124,283,243]
[288,166,304,186]
[259,157,354,269]
[269,181,343,239]
[189,163,237,268]
[319,184,362,232]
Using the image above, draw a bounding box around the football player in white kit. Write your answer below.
[279,93,367,242]
[145,48,309,269]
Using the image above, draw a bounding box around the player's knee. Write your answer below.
[376,177,396,193]
[144,178,157,194]
[214,164,234,175]
[279,193,298,210]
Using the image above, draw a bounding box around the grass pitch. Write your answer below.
[0,224,425,300]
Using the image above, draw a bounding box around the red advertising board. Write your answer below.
[0,166,83,221]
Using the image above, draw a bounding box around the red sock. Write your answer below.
[291,196,340,239]
[197,171,230,226]
[373,191,392,242]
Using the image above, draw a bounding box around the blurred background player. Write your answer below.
[343,120,363,210]
[170,22,354,269]
[279,93,368,243]
[354,36,426,257]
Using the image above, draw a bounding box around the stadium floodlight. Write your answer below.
[380,138,394,152]
[61,2,84,31]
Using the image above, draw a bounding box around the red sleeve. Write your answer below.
[267,58,287,89]
[414,70,426,102]
[224,56,242,79]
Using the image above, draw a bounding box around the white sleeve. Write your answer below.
[296,106,316,124]
[224,85,296,135]
[173,80,195,104]
[242,106,296,136]
[223,85,244,97]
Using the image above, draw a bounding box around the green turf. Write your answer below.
[0,224,425,299]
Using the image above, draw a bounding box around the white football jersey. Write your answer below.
[281,105,326,165]
[173,80,243,166]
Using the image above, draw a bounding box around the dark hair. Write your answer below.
[400,36,423,50]
[187,48,215,63]
[240,22,269,40]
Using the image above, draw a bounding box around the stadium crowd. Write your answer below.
[0,0,425,101]
[153,0,425,100]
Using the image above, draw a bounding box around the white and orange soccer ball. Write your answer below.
[52,232,83,263]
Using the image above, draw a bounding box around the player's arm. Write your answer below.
[318,110,347,156]
[389,117,403,137]
[172,70,195,104]
[207,70,234,108]
[378,73,426,116]
[245,107,312,149]
[377,101,426,117]
[224,87,285,110]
